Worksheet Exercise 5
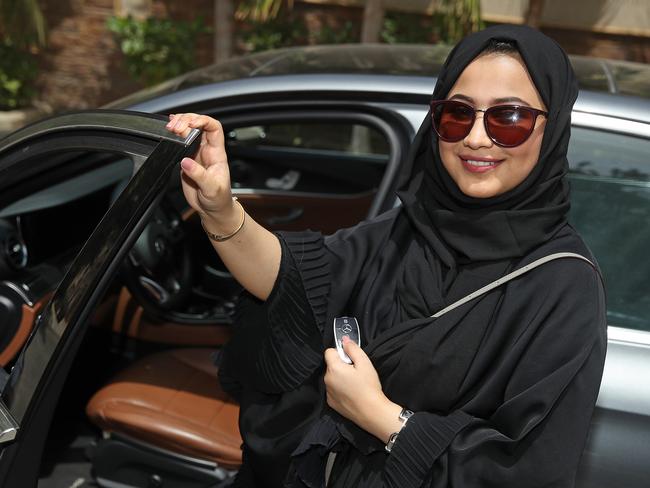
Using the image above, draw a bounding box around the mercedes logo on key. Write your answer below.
[341,324,352,333]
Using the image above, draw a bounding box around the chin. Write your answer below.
[458,181,503,199]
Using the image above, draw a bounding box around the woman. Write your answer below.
[167,24,606,488]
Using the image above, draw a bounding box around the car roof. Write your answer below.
[107,44,650,124]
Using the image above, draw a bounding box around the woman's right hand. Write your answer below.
[166,114,281,301]
[166,113,235,219]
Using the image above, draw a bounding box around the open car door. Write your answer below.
[0,111,200,487]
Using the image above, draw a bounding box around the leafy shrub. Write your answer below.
[0,41,38,110]
[240,17,308,52]
[107,16,209,86]
[381,12,433,44]
[315,21,356,44]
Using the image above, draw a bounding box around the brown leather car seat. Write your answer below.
[86,348,242,469]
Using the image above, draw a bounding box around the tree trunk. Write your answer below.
[525,0,545,28]
[361,0,384,43]
[215,0,234,63]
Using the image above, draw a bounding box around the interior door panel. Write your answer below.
[235,191,376,234]
[221,112,403,234]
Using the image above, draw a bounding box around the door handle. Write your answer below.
[266,170,301,190]
[265,208,304,225]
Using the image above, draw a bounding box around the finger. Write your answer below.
[167,114,227,163]
[166,114,186,135]
[324,348,341,367]
[169,113,202,139]
[342,338,370,367]
[179,157,209,187]
[167,113,190,128]
[187,115,226,149]
[180,168,199,191]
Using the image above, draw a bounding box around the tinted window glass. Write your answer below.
[0,152,132,266]
[228,122,390,156]
[226,121,390,195]
[568,126,650,332]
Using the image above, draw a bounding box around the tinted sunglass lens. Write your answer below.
[486,107,535,146]
[434,102,474,141]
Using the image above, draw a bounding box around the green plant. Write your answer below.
[0,41,38,110]
[107,16,209,86]
[0,0,45,109]
[435,0,483,44]
[315,21,356,44]
[381,12,432,44]
[240,17,307,52]
[236,0,294,22]
[0,0,46,48]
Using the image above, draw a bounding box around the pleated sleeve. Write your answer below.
[219,230,331,395]
[382,258,607,488]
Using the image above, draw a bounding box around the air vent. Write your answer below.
[4,235,28,269]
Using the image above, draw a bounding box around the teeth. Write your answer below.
[465,160,496,167]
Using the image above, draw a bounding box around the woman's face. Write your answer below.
[438,52,547,199]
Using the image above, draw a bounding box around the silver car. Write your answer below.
[0,44,648,487]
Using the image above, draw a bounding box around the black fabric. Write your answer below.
[218,233,329,487]
[218,24,607,488]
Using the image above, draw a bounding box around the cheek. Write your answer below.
[508,128,544,178]
[439,142,456,172]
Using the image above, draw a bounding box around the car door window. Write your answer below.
[568,126,650,332]
[226,120,390,194]
[0,152,133,269]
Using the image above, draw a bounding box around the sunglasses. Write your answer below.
[430,100,548,147]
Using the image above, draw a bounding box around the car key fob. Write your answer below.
[333,317,361,364]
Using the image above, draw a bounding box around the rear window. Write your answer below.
[568,126,650,332]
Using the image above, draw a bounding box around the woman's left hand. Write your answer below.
[324,337,403,443]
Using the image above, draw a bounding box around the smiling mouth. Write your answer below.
[460,157,503,173]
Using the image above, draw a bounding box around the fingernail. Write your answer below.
[342,335,350,344]
[180,158,193,171]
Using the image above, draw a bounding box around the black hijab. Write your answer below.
[397,23,578,264]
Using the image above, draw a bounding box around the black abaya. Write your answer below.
[218,24,607,488]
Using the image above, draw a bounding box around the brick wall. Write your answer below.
[39,0,139,110]
[37,0,215,110]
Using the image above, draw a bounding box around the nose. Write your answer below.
[463,112,493,149]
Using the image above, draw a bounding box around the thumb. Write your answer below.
[180,157,208,187]
[342,337,370,368]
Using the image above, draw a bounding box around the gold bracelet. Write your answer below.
[200,197,246,242]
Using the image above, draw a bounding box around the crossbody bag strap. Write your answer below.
[431,252,596,319]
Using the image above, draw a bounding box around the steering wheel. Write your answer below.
[123,199,194,313]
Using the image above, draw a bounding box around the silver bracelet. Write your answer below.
[385,408,414,453]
